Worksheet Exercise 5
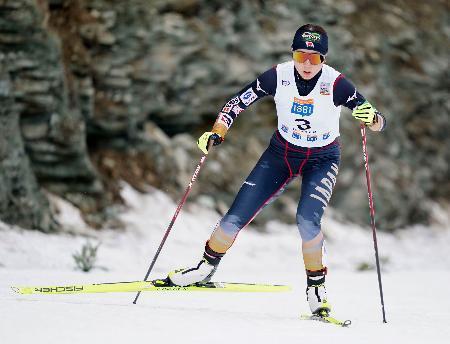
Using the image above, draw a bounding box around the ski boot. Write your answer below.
[306,268,332,316]
[168,242,224,287]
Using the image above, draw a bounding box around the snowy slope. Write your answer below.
[1,184,449,344]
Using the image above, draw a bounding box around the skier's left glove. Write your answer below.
[197,132,224,155]
[352,101,378,126]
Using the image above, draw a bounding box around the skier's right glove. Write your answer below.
[197,132,224,154]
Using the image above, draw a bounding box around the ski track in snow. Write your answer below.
[1,184,449,344]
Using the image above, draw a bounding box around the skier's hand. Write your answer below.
[197,132,224,154]
[352,101,378,126]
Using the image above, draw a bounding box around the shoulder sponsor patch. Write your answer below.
[240,87,258,106]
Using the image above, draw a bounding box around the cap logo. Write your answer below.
[302,32,321,42]
[306,41,314,48]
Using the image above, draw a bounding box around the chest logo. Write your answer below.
[291,97,314,116]
[320,82,331,95]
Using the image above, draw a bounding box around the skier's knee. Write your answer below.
[296,213,321,241]
[219,214,243,236]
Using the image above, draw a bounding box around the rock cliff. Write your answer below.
[0,0,448,231]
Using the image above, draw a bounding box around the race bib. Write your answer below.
[291,98,314,116]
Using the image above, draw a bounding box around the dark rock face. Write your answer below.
[0,0,448,231]
[1,0,106,227]
[0,66,57,232]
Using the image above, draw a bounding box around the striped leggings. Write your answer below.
[208,131,340,270]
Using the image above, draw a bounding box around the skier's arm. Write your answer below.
[197,67,277,154]
[334,75,386,132]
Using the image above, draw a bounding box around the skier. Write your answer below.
[167,24,386,316]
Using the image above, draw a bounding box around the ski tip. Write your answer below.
[11,286,32,295]
[11,287,21,294]
[300,313,352,327]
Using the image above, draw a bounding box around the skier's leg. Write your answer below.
[297,145,340,314]
[208,148,294,253]
[298,157,339,271]
[169,138,295,285]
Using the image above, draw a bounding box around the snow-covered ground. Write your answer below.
[1,184,449,344]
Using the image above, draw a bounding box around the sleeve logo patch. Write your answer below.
[256,79,268,94]
[218,112,233,128]
[225,96,240,107]
[240,88,258,106]
[221,106,232,113]
[232,105,244,115]
[291,97,314,116]
[346,90,357,103]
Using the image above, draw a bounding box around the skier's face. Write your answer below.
[293,49,324,80]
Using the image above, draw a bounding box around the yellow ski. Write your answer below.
[12,279,291,295]
[301,313,351,327]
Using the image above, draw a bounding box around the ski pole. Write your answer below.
[360,124,387,323]
[132,144,212,305]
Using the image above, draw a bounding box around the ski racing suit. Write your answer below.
[207,61,386,272]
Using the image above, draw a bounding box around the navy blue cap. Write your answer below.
[292,27,328,55]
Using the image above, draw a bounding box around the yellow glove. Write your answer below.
[197,132,224,154]
[352,101,377,126]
